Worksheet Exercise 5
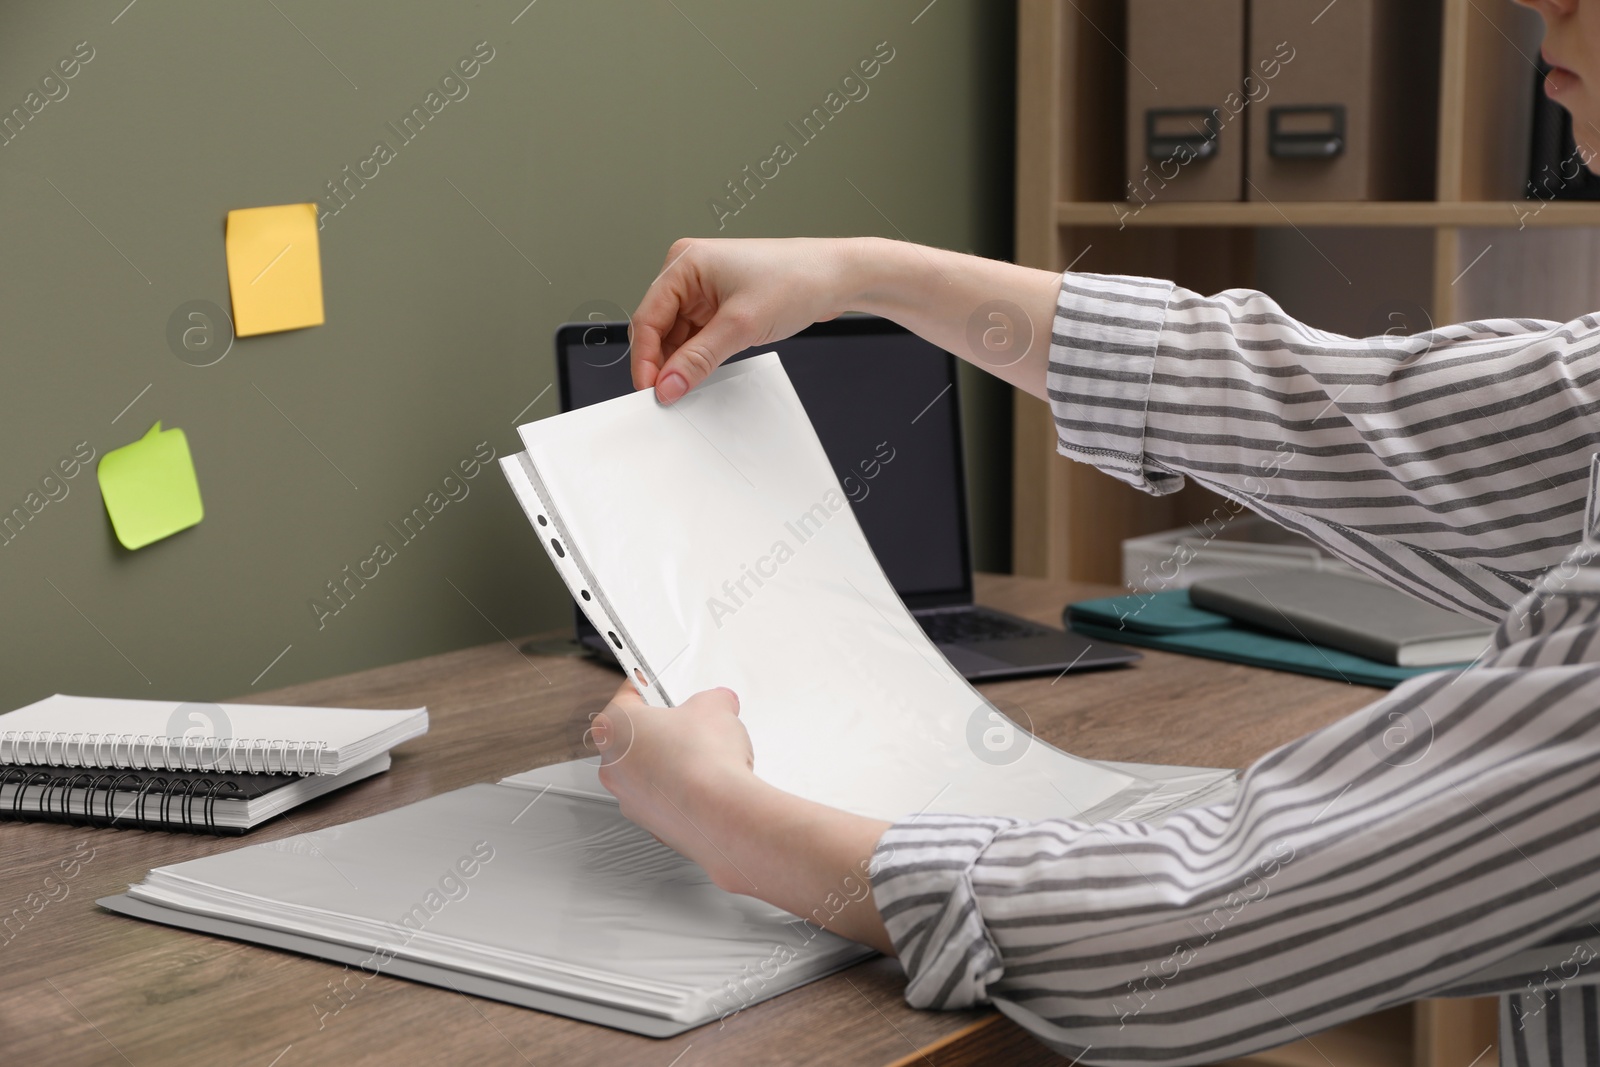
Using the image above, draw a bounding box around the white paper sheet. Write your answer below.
[503,353,1151,822]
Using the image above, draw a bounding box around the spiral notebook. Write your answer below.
[0,695,427,832]
[102,355,1236,1032]
[0,695,427,775]
[1,757,391,833]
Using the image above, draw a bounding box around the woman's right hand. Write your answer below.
[629,237,863,404]
[630,235,1062,404]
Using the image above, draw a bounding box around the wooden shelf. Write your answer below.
[1014,0,1575,587]
[1057,199,1600,228]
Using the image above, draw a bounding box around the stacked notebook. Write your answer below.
[103,354,1237,1033]
[1,695,428,832]
[1187,571,1494,667]
[1068,572,1493,688]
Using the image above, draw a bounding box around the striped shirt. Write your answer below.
[868,271,1600,1066]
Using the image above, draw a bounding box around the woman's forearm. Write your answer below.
[702,773,896,955]
[631,236,1064,403]
[837,236,1063,402]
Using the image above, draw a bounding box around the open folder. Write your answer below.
[104,354,1237,1034]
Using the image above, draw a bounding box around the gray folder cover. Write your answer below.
[101,759,1236,1036]
[97,892,705,1038]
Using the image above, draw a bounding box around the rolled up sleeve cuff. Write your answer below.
[1046,271,1182,496]
[869,815,1014,1010]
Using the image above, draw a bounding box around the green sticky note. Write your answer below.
[97,421,204,550]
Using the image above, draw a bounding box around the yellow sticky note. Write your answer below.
[97,422,204,550]
[225,203,324,337]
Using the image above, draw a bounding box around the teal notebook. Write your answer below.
[1066,590,1466,688]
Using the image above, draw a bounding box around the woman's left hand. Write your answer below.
[590,680,760,892]
[589,679,897,954]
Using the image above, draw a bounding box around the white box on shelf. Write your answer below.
[1122,516,1362,593]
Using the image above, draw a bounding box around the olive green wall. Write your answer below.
[0,1,1015,708]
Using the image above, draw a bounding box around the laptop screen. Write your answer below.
[555,316,973,611]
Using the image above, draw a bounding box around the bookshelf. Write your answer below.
[1055,199,1600,228]
[1010,0,1586,583]
[1010,1,1548,1063]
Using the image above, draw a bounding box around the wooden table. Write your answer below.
[0,574,1495,1066]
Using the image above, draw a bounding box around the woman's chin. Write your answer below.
[1570,121,1600,169]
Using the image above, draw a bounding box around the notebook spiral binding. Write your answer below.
[0,767,245,831]
[0,731,328,774]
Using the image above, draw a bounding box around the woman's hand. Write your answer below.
[590,680,759,891]
[629,235,1065,405]
[629,237,860,403]
[590,679,896,954]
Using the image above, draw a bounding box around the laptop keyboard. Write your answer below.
[917,608,1050,645]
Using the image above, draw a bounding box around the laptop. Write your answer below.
[553,316,1140,681]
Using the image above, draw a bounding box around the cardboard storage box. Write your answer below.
[1125,0,1247,203]
[1246,0,1440,201]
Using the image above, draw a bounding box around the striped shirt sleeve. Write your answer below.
[868,272,1600,1065]
[1049,273,1600,621]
